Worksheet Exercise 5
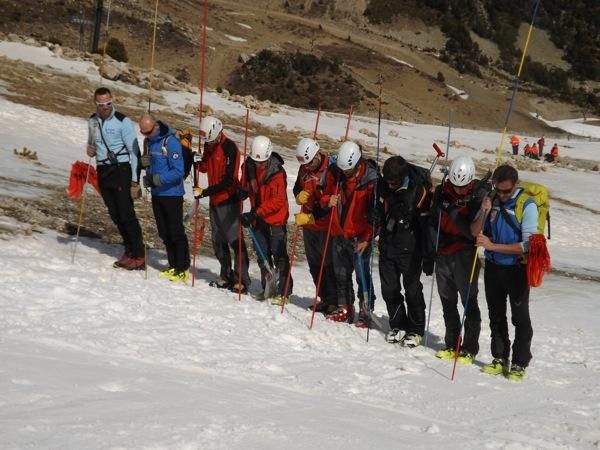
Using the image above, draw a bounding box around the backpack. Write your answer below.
[162,129,195,180]
[514,181,550,238]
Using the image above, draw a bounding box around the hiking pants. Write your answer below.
[98,163,144,258]
[210,203,250,288]
[484,261,533,367]
[151,196,190,272]
[436,247,481,355]
[511,145,519,156]
[331,237,374,308]
[303,228,336,306]
[252,223,291,296]
[379,250,425,335]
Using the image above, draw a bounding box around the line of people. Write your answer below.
[86,89,536,381]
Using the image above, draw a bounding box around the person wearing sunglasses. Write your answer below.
[138,113,190,283]
[428,155,490,364]
[86,87,144,270]
[476,164,537,381]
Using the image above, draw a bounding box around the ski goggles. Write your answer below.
[95,101,113,108]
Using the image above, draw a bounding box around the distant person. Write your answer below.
[522,144,530,157]
[544,144,560,163]
[139,113,190,282]
[525,143,539,160]
[537,136,545,157]
[86,87,145,270]
[510,135,520,156]
[477,165,536,382]
[194,116,251,293]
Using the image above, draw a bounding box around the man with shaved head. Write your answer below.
[139,112,190,283]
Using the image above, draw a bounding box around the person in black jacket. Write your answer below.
[376,156,432,348]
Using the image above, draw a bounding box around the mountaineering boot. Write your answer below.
[312,302,338,315]
[159,267,176,278]
[113,253,130,268]
[326,305,354,323]
[435,348,456,360]
[255,291,266,302]
[169,270,189,283]
[230,282,248,295]
[209,278,232,290]
[385,328,403,344]
[457,351,474,365]
[122,256,145,271]
[271,295,288,306]
[506,364,526,382]
[354,300,369,328]
[481,358,508,376]
[400,333,422,348]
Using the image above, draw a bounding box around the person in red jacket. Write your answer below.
[537,136,545,157]
[428,155,489,362]
[525,143,539,160]
[239,135,292,304]
[293,138,337,314]
[194,116,251,292]
[544,143,560,162]
[319,141,378,325]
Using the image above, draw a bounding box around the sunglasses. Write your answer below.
[140,125,156,136]
[495,185,514,195]
[96,101,112,108]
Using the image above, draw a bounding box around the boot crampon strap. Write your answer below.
[527,234,551,287]
[67,161,100,199]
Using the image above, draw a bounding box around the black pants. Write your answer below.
[209,203,251,288]
[98,164,144,258]
[484,261,533,367]
[512,145,519,155]
[251,223,292,296]
[303,228,336,306]
[436,247,481,355]
[331,237,375,307]
[379,250,425,335]
[151,196,190,272]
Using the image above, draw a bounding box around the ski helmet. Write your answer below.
[199,116,223,143]
[250,135,273,162]
[448,155,475,187]
[296,138,320,165]
[337,141,361,171]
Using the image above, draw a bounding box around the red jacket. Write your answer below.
[293,153,332,232]
[197,133,240,205]
[320,159,378,242]
[243,153,289,226]
[435,181,479,255]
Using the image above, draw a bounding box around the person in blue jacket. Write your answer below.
[86,87,144,270]
[476,164,537,382]
[139,113,190,283]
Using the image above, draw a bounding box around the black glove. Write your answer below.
[241,211,258,228]
[422,258,434,276]
[143,174,160,188]
[140,154,151,169]
[471,181,492,202]
[367,207,382,227]
[237,187,249,201]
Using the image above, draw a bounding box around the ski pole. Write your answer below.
[247,225,278,295]
[237,109,250,301]
[424,112,452,346]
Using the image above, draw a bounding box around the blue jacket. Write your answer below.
[144,122,185,197]
[88,108,141,182]
[484,188,538,266]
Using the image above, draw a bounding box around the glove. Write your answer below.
[193,187,204,199]
[143,174,161,189]
[86,145,96,158]
[295,190,310,205]
[367,208,382,226]
[241,210,258,228]
[140,153,151,169]
[294,212,315,226]
[130,182,142,200]
[422,258,434,276]
[237,187,249,201]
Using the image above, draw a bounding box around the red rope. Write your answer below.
[528,234,551,287]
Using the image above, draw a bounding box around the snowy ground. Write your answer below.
[1,40,600,449]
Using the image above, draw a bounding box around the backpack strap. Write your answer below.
[499,206,521,236]
[96,118,128,165]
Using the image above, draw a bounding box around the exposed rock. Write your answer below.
[359,127,376,138]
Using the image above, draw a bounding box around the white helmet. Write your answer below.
[250,135,273,162]
[296,138,320,164]
[448,155,475,187]
[337,141,361,171]
[199,116,223,143]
